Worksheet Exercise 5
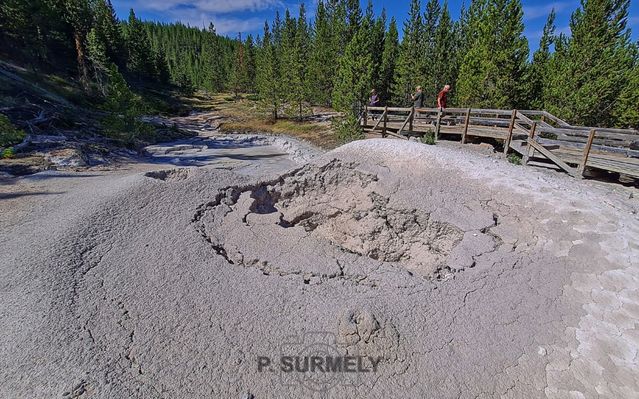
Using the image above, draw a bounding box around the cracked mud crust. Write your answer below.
[0,138,637,398]
[192,159,490,281]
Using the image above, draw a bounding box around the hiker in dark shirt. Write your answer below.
[411,86,424,108]
[437,84,451,111]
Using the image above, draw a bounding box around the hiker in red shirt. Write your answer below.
[437,85,451,111]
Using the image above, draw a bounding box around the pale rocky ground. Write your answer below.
[0,117,637,398]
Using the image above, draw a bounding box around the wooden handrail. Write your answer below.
[364,106,638,137]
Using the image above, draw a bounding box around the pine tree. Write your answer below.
[370,6,387,96]
[430,2,458,106]
[279,10,297,113]
[65,0,93,89]
[346,0,363,41]
[613,57,639,127]
[332,18,374,114]
[245,35,257,93]
[201,24,224,92]
[0,0,53,64]
[308,1,334,106]
[526,10,555,109]
[495,0,529,108]
[456,0,528,108]
[86,27,109,94]
[392,0,423,105]
[289,4,310,119]
[230,34,249,97]
[124,9,154,80]
[257,22,281,119]
[545,0,634,126]
[328,0,348,59]
[422,0,441,100]
[93,0,125,67]
[379,17,399,103]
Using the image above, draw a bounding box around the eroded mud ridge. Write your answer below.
[192,160,480,279]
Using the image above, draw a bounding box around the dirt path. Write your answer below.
[0,114,638,398]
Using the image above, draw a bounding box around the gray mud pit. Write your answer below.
[0,138,637,398]
[193,160,484,281]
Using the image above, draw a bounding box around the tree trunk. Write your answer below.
[74,31,89,90]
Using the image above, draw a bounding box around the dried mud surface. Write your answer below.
[0,137,637,399]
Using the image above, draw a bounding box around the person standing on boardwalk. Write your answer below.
[369,89,380,107]
[411,86,424,108]
[369,89,381,120]
[437,85,451,111]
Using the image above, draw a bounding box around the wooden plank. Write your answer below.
[435,109,443,140]
[516,111,535,126]
[541,132,633,148]
[523,122,537,164]
[416,107,468,114]
[363,106,368,126]
[467,109,514,116]
[527,139,579,177]
[367,106,411,112]
[535,125,634,142]
[578,129,597,176]
[385,130,408,140]
[396,109,413,137]
[545,111,570,127]
[461,108,471,144]
[504,109,517,154]
[536,137,639,158]
[369,109,387,132]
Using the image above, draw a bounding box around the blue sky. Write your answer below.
[111,0,639,51]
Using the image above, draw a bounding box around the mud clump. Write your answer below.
[145,168,190,181]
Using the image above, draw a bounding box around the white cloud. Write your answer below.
[523,1,576,21]
[525,25,571,41]
[159,6,265,34]
[134,0,281,14]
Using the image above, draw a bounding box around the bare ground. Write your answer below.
[0,115,637,398]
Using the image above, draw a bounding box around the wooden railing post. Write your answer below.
[383,106,388,138]
[435,108,443,140]
[523,121,537,165]
[363,105,368,127]
[409,106,415,132]
[503,109,517,154]
[578,128,596,177]
[461,108,471,144]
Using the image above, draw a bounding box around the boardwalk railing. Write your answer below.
[362,106,639,179]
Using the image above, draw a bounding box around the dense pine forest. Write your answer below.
[1,0,637,129]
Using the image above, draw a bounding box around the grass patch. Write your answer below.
[333,114,364,144]
[421,129,436,145]
[0,114,26,147]
[507,153,522,165]
[1,147,16,158]
[210,93,338,149]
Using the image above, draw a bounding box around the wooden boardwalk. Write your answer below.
[361,106,639,180]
